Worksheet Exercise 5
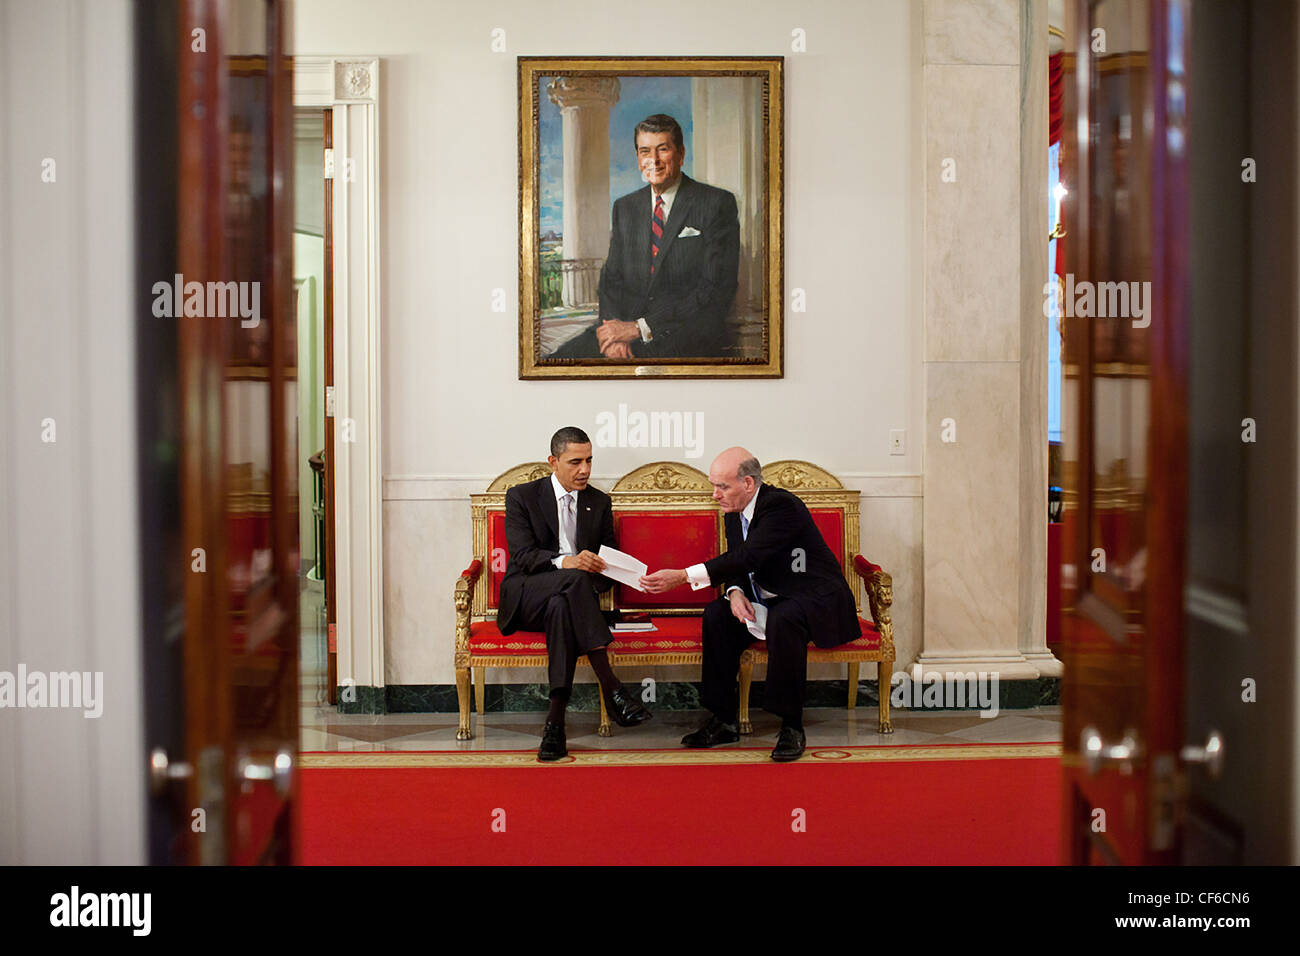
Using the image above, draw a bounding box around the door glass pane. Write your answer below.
[1088,0,1152,619]
[225,1,275,667]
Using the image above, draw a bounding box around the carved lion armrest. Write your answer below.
[455,560,484,658]
[852,554,894,652]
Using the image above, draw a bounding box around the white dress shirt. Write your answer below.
[650,176,682,224]
[685,488,777,601]
[550,473,578,569]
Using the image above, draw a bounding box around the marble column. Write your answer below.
[1017,0,1061,677]
[547,77,620,307]
[918,0,1061,681]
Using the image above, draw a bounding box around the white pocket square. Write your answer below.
[677,226,701,238]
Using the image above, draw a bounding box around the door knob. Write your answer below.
[237,749,294,797]
[149,748,193,796]
[1081,726,1142,775]
[1180,730,1224,778]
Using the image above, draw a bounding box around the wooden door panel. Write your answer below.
[1062,0,1186,865]
[172,0,298,865]
[1064,0,1297,866]
[1178,0,1298,865]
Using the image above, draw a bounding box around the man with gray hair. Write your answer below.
[498,426,652,760]
[641,446,860,761]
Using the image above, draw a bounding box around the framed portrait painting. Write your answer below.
[518,56,783,379]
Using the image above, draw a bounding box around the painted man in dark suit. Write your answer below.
[640,447,860,762]
[551,113,741,360]
[497,426,652,760]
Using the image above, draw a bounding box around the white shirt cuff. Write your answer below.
[552,556,565,569]
[686,563,711,590]
[637,317,653,342]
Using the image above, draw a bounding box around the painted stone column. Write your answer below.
[691,76,763,313]
[547,76,620,307]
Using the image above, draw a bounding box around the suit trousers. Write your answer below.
[549,327,602,360]
[509,569,611,694]
[700,595,810,725]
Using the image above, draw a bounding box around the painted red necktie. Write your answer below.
[650,194,664,274]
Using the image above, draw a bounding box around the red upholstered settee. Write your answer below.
[454,460,896,739]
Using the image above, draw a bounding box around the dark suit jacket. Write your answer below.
[598,174,740,358]
[702,484,860,649]
[497,476,616,634]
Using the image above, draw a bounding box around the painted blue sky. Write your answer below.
[538,75,693,237]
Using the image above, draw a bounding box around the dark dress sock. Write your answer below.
[547,687,569,725]
[586,647,619,695]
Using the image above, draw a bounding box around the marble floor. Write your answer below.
[299,575,331,710]
[300,701,1062,754]
[297,571,1062,756]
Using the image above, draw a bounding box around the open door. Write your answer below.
[1060,0,1180,867]
[144,0,299,865]
[1061,0,1297,865]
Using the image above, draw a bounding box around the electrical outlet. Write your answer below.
[889,429,905,455]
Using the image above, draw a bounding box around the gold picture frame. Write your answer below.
[518,56,784,379]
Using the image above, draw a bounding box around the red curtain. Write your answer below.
[1050,50,1067,279]
[1049,51,1064,146]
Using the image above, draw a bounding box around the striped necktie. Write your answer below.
[650,194,664,274]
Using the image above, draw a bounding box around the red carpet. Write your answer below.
[298,746,1061,865]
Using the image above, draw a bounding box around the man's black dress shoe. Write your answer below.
[606,685,653,727]
[538,721,567,761]
[681,716,741,748]
[771,725,806,762]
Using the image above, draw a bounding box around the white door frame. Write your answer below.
[294,57,384,700]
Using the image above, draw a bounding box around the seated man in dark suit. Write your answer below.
[497,426,652,760]
[550,113,740,360]
[640,447,860,762]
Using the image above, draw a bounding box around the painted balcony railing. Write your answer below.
[540,257,603,310]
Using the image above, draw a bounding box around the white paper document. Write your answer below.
[746,603,768,641]
[597,545,647,592]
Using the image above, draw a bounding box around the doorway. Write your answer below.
[294,108,332,711]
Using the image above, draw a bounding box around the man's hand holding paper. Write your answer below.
[597,545,648,592]
[561,550,606,573]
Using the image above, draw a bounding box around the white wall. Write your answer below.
[0,0,143,863]
[295,0,926,686]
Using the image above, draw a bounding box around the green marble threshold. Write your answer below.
[332,678,1061,716]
